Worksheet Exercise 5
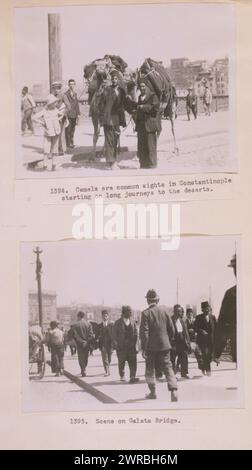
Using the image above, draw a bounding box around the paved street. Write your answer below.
[20,110,236,177]
[24,348,239,412]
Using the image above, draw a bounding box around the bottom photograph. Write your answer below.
[20,236,242,411]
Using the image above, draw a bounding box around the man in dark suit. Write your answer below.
[214,254,237,363]
[97,309,114,377]
[64,79,80,148]
[71,311,94,377]
[135,82,161,169]
[140,289,178,401]
[194,301,216,376]
[112,306,139,383]
[99,70,130,170]
[171,305,191,379]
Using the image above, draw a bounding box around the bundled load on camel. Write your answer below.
[138,58,176,116]
[84,54,129,104]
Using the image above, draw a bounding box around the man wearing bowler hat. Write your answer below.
[140,289,178,401]
[71,311,94,377]
[214,254,237,363]
[194,301,216,376]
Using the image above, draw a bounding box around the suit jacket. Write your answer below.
[186,318,196,342]
[71,319,93,348]
[97,321,114,350]
[194,313,216,348]
[65,89,80,119]
[217,285,236,332]
[135,91,161,134]
[140,304,175,352]
[99,86,127,128]
[171,315,191,351]
[112,317,138,353]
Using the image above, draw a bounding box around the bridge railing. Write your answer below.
[34,95,229,120]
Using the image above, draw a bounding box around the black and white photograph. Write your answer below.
[21,236,242,411]
[15,3,236,178]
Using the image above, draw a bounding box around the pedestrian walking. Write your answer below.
[71,311,94,377]
[140,289,178,401]
[97,310,114,377]
[47,321,64,376]
[113,306,139,383]
[171,304,191,379]
[194,301,216,376]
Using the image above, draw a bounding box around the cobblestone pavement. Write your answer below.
[19,111,236,178]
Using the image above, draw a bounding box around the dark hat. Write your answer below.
[101,309,109,316]
[110,69,119,78]
[228,254,236,268]
[122,305,132,316]
[146,289,159,301]
[201,301,210,309]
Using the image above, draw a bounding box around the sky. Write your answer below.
[20,236,238,316]
[15,3,235,88]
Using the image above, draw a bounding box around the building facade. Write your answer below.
[29,290,57,327]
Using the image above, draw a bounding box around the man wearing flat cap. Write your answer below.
[97,309,114,377]
[194,301,216,376]
[112,305,139,383]
[140,289,178,401]
[214,254,237,363]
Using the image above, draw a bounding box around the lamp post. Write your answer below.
[34,247,43,330]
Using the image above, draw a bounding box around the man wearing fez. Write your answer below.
[99,70,131,170]
[112,306,139,383]
[97,309,114,377]
[215,254,237,364]
[194,301,216,376]
[135,81,161,169]
[171,304,191,379]
[140,289,178,401]
[71,311,94,377]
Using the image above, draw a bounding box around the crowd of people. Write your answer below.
[29,254,237,402]
[21,74,213,172]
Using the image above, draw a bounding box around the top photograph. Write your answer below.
[15,3,237,179]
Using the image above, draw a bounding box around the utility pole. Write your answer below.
[209,285,212,306]
[176,278,179,304]
[34,247,43,330]
[48,13,62,89]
